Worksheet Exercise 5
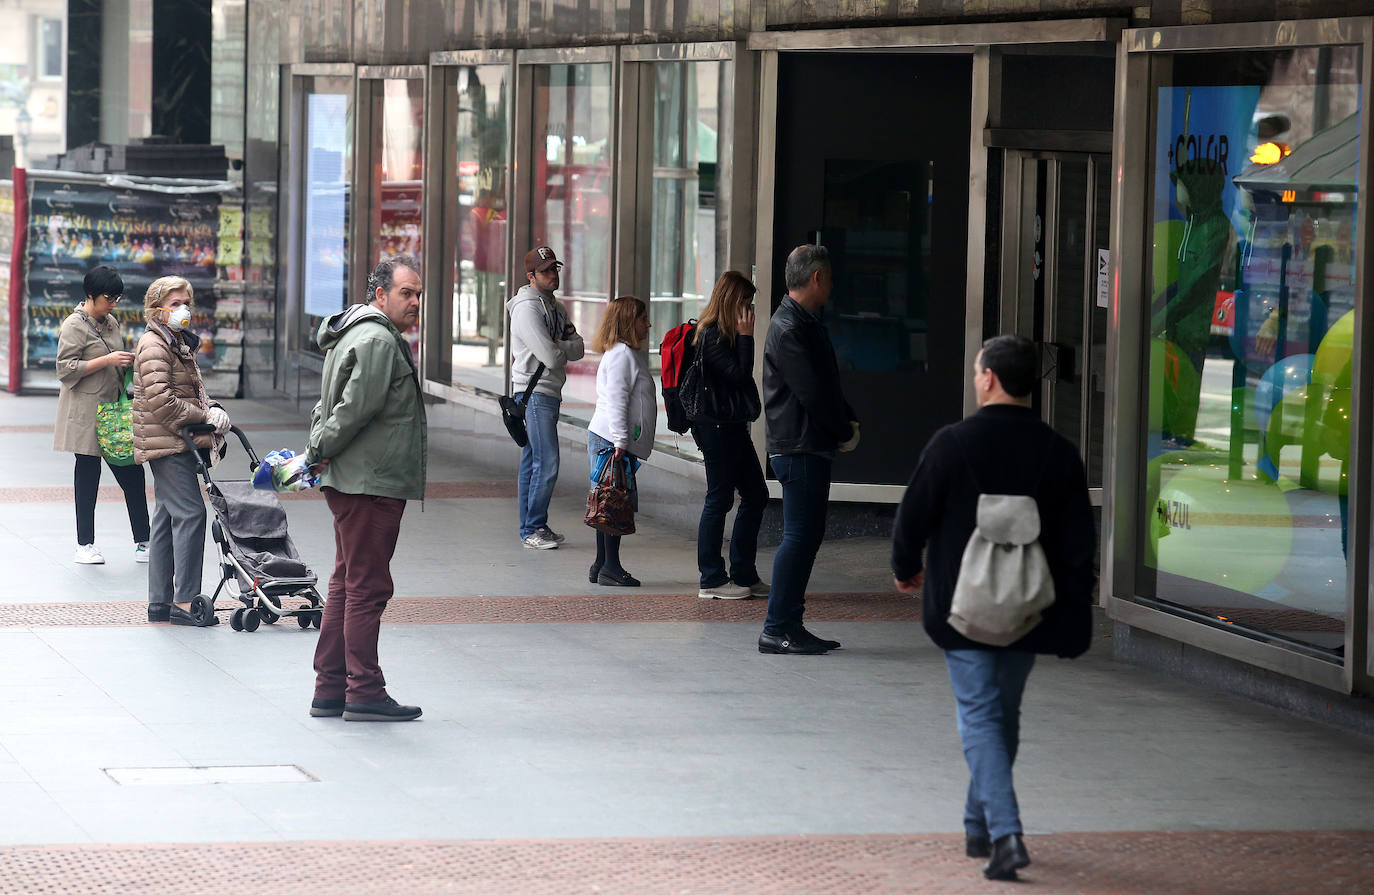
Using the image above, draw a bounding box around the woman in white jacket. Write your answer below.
[586,296,656,586]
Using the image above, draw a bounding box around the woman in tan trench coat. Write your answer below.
[54,266,150,565]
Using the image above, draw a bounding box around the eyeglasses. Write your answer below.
[102,294,122,304]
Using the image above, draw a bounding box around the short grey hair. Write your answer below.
[367,253,421,299]
[784,244,830,292]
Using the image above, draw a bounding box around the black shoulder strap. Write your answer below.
[521,363,546,401]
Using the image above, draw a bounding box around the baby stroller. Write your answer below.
[182,424,323,633]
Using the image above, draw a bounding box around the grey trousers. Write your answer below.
[147,451,207,605]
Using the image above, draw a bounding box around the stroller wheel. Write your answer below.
[190,595,215,626]
[260,594,281,624]
[311,610,322,629]
[229,608,245,632]
[242,609,261,633]
[297,610,312,629]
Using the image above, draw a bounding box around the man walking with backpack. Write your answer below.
[891,334,1096,881]
[508,246,584,549]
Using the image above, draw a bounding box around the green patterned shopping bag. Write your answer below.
[96,371,136,466]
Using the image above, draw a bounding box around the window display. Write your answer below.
[1139,48,1360,656]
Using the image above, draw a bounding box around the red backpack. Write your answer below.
[659,319,696,434]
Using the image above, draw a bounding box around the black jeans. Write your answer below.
[763,452,832,635]
[74,453,150,546]
[692,423,768,589]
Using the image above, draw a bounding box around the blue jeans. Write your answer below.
[693,423,767,589]
[516,393,561,538]
[763,453,831,635]
[945,649,1037,842]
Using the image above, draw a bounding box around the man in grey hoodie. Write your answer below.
[508,246,585,549]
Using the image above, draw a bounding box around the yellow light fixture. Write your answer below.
[1250,142,1292,165]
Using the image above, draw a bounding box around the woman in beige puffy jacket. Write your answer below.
[54,266,150,566]
[132,275,230,625]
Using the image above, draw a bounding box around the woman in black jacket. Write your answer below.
[690,271,769,600]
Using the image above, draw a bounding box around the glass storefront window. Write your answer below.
[649,61,722,339]
[530,62,613,421]
[366,77,424,357]
[1139,47,1361,656]
[644,59,727,455]
[452,64,510,389]
[300,76,353,350]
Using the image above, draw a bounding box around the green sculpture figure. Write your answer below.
[1151,160,1233,447]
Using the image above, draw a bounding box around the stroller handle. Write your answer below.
[180,424,261,482]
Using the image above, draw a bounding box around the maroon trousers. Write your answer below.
[313,488,406,703]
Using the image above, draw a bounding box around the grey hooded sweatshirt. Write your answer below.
[507,284,585,400]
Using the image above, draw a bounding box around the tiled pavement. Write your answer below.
[1,391,1372,894]
[2,833,1372,894]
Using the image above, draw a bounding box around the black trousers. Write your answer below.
[74,453,150,546]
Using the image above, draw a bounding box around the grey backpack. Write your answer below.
[947,436,1056,646]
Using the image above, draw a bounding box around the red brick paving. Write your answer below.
[0,832,1368,894]
[0,593,918,628]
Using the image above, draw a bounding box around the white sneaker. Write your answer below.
[698,582,751,600]
[134,543,149,563]
[74,544,105,565]
[747,580,771,598]
[522,531,560,550]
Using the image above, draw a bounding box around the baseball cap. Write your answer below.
[524,246,562,273]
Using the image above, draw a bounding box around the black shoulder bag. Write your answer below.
[679,331,761,425]
[498,363,546,447]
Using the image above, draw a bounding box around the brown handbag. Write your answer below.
[584,454,636,536]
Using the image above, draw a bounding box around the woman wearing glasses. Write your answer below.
[54,265,150,566]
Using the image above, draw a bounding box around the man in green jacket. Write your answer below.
[306,254,428,722]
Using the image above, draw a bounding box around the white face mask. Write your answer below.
[162,305,192,331]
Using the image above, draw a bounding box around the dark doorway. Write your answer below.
[772,53,972,486]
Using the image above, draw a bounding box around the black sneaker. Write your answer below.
[309,698,345,717]
[147,604,170,623]
[342,696,422,722]
[758,631,828,655]
[790,626,840,651]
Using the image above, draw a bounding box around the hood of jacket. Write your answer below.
[506,284,555,321]
[316,304,397,352]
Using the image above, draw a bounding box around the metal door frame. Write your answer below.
[999,148,1108,506]
[748,17,1125,502]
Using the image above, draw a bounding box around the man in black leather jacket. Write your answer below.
[758,244,859,655]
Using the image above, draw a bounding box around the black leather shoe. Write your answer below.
[309,698,345,717]
[169,605,218,626]
[791,626,841,651]
[343,696,422,722]
[597,568,641,587]
[147,604,170,623]
[983,833,1030,881]
[758,631,828,655]
[966,834,991,858]
[588,564,601,584]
